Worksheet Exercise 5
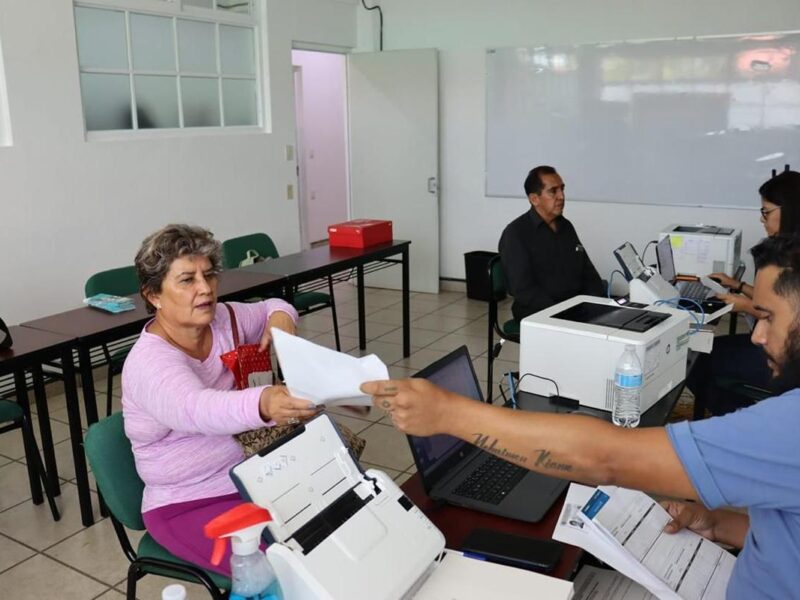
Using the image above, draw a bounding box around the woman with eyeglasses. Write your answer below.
[688,170,800,416]
[708,170,800,316]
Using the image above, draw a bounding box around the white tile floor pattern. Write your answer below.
[0,282,519,599]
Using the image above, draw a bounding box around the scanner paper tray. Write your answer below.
[229,414,446,600]
[230,414,366,545]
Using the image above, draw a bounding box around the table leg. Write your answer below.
[61,347,95,526]
[13,371,44,505]
[357,265,366,350]
[31,365,60,495]
[77,344,100,426]
[728,312,738,336]
[402,247,410,357]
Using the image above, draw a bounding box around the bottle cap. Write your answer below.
[231,536,260,556]
[162,584,187,600]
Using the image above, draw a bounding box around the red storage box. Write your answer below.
[328,219,393,248]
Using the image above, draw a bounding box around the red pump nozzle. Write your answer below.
[203,503,272,566]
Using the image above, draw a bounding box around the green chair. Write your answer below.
[222,233,341,350]
[85,266,139,416]
[0,398,60,521]
[84,413,230,600]
[487,255,520,402]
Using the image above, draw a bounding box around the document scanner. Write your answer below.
[230,414,446,599]
[519,296,691,412]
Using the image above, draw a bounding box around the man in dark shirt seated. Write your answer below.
[499,165,604,321]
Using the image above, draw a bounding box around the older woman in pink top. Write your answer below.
[122,224,317,576]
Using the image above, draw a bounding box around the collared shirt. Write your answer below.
[667,389,800,599]
[498,208,604,321]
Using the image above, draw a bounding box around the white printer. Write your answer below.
[231,414,446,599]
[519,296,691,413]
[659,224,742,277]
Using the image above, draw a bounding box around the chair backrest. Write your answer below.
[85,266,139,297]
[84,412,146,530]
[221,233,280,269]
[488,254,507,300]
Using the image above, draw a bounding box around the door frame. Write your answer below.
[291,46,352,246]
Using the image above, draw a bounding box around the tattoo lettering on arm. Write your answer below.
[532,449,573,473]
[472,433,528,464]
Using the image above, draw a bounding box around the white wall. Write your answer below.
[356,0,800,289]
[0,0,357,324]
[292,50,349,243]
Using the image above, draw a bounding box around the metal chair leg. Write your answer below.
[29,429,61,521]
[327,276,341,351]
[106,365,114,417]
[20,415,61,521]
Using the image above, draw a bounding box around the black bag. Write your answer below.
[0,318,12,350]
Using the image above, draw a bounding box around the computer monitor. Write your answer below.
[407,347,483,479]
[656,237,676,283]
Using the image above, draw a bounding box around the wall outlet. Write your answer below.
[285,145,294,161]
[287,184,294,200]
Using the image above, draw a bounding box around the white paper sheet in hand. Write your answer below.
[271,328,389,406]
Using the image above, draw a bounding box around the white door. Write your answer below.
[348,49,439,293]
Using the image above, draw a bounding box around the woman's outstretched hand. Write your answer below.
[259,385,318,425]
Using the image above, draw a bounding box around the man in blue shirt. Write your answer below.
[362,235,800,599]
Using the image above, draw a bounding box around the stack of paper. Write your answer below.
[271,328,389,406]
[573,565,655,600]
[83,293,136,313]
[553,484,735,600]
[414,550,574,599]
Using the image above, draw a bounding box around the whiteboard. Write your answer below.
[486,33,800,207]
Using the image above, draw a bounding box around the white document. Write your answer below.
[581,486,736,600]
[414,550,573,600]
[700,301,733,323]
[573,565,656,600]
[553,484,675,598]
[271,328,389,406]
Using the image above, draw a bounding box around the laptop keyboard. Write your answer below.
[678,280,708,301]
[452,455,528,505]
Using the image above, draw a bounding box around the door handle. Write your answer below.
[427,177,438,195]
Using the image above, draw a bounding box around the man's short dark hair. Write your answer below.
[758,170,800,235]
[752,235,800,308]
[524,165,558,196]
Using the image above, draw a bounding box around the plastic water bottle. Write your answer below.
[613,344,642,428]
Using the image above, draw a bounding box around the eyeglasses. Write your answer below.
[760,206,780,218]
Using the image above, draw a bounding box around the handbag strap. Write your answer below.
[224,303,240,347]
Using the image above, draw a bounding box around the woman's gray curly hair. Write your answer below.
[135,224,222,314]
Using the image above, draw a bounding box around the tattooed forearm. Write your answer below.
[473,433,528,464]
[532,449,573,472]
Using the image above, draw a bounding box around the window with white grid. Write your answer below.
[74,0,260,133]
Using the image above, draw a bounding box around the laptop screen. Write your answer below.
[656,236,676,283]
[408,347,483,479]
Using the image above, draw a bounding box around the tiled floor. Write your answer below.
[0,282,517,599]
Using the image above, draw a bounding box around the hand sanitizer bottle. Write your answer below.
[204,503,282,600]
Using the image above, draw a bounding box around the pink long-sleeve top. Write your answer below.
[122,299,298,513]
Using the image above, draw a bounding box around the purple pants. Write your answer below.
[143,493,243,577]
